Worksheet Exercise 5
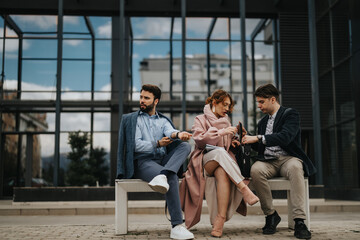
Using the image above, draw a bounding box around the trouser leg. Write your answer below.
[161,142,191,174]
[135,142,191,226]
[250,161,278,215]
[279,156,306,220]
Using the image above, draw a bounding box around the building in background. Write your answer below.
[0,0,359,200]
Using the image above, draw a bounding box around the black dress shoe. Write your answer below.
[294,221,311,239]
[262,210,281,234]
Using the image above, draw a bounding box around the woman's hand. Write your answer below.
[236,123,247,137]
[223,126,237,136]
[231,139,241,148]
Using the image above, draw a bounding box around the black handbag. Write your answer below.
[235,122,251,178]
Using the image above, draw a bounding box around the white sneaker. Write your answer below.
[170,224,194,239]
[148,174,169,194]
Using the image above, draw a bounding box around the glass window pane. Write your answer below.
[62,61,91,91]
[172,18,182,39]
[94,113,110,131]
[337,121,358,187]
[317,14,332,74]
[63,16,89,34]
[11,15,57,33]
[19,113,49,132]
[322,127,339,186]
[210,41,231,92]
[90,16,112,39]
[4,38,18,81]
[134,40,170,96]
[211,18,229,40]
[319,73,334,127]
[186,18,212,39]
[21,60,57,100]
[335,61,355,122]
[60,113,91,131]
[23,39,57,58]
[95,40,111,100]
[63,39,92,59]
[132,17,171,39]
[40,134,55,186]
[332,0,350,64]
[3,134,20,196]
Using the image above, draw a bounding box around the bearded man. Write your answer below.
[117,84,194,240]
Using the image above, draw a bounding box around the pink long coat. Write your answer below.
[179,104,246,229]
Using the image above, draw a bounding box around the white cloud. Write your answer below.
[134,18,172,38]
[133,53,139,59]
[12,15,57,30]
[97,21,111,38]
[64,40,83,46]
[149,54,165,59]
[11,15,79,30]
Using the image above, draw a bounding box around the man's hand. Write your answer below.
[178,132,192,141]
[158,137,173,147]
[242,135,258,144]
[231,139,241,148]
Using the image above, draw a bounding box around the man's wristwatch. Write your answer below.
[257,135,262,142]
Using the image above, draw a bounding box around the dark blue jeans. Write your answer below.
[135,142,191,226]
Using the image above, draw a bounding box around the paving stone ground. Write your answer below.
[0,212,359,239]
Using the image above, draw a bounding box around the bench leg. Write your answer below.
[304,179,310,230]
[115,183,128,235]
[287,189,294,229]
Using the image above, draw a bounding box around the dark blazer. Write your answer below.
[116,110,180,179]
[252,106,317,177]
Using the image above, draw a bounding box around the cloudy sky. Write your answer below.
[1,16,273,157]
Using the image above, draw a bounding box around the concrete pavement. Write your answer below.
[0,212,360,239]
[1,199,360,239]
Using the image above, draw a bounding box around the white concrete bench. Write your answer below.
[115,177,310,235]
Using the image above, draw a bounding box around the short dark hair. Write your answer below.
[254,84,280,102]
[141,84,162,101]
[205,89,235,113]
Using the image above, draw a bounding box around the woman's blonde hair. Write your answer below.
[205,89,235,113]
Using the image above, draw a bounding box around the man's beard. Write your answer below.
[140,101,155,113]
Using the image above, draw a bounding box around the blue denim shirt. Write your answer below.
[134,111,178,160]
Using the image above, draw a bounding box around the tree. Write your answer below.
[88,147,109,186]
[66,131,95,186]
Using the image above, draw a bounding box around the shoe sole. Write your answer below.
[148,184,168,194]
[170,234,194,240]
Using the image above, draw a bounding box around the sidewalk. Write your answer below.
[0,199,360,239]
[0,212,359,239]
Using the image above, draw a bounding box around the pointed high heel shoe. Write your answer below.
[240,185,259,206]
[211,215,226,238]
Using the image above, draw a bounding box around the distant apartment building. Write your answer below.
[139,54,274,128]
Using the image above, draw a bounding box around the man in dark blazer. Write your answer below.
[242,84,316,239]
[117,84,194,240]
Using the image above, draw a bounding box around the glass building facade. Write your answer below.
[0,0,359,200]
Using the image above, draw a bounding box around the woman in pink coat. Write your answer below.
[180,89,259,237]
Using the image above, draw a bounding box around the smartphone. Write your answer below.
[238,122,243,142]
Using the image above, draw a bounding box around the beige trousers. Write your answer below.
[250,155,306,220]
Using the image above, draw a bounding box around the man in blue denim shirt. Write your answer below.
[117,84,194,240]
